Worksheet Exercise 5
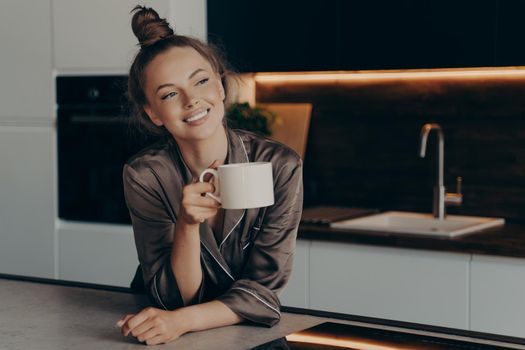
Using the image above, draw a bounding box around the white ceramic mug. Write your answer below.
[199,162,274,209]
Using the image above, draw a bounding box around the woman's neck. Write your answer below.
[177,126,228,178]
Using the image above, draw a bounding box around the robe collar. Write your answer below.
[169,128,249,276]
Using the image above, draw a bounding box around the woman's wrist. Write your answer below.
[173,306,198,334]
[174,301,244,334]
[175,219,200,235]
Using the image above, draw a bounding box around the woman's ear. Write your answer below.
[217,74,226,101]
[220,85,226,101]
[144,105,163,126]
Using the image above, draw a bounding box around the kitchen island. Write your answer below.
[1,275,523,350]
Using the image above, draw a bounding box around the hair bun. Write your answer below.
[131,5,174,48]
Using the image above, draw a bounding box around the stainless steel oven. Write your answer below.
[57,76,157,224]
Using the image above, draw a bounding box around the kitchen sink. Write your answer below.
[330,211,505,237]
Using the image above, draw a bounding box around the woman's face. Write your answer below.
[143,46,226,142]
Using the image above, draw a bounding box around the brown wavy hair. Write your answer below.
[127,5,231,138]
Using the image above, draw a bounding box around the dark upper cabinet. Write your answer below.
[207,0,508,72]
[340,1,497,70]
[207,0,339,72]
[496,0,525,66]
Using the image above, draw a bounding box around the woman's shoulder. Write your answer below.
[232,129,302,167]
[123,138,175,182]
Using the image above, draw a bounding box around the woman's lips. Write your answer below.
[184,108,210,126]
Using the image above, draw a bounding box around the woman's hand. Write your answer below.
[117,307,190,345]
[178,160,222,226]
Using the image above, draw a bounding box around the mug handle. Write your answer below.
[198,168,221,204]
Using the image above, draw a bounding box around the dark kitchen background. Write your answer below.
[208,0,525,222]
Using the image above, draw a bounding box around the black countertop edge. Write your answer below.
[282,306,525,347]
[298,223,525,259]
[0,273,134,294]
[3,273,524,347]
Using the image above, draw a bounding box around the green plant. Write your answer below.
[225,102,277,136]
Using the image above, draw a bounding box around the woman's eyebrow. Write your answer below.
[155,68,206,93]
[156,83,174,93]
[188,68,205,80]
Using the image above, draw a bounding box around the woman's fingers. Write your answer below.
[123,309,152,336]
[180,178,222,225]
[137,326,163,344]
[145,334,168,346]
[194,181,213,192]
[184,193,220,208]
[116,314,134,329]
[183,183,220,209]
[119,308,176,345]
[184,182,217,197]
[131,320,156,340]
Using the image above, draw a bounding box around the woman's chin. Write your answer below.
[170,119,223,142]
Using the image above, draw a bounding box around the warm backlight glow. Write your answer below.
[286,333,406,350]
[255,67,525,83]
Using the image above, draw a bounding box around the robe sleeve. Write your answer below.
[122,164,204,310]
[217,151,303,326]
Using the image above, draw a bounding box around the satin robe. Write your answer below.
[122,128,303,326]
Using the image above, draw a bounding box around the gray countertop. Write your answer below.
[1,277,524,350]
[0,278,323,350]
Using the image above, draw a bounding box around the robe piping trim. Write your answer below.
[242,242,251,250]
[230,287,281,316]
[201,241,235,281]
[219,210,245,250]
[153,273,168,310]
[238,134,250,162]
[218,133,249,249]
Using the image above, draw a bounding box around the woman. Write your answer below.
[116,6,303,345]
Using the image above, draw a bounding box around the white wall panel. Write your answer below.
[53,0,206,72]
[0,126,55,278]
[0,1,53,120]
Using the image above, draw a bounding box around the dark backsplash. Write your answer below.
[257,74,525,222]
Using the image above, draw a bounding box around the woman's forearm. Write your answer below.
[180,300,244,333]
[171,221,202,305]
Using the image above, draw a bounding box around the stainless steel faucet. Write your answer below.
[419,123,463,220]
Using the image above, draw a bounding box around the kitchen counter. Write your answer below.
[0,276,319,350]
[1,275,524,350]
[298,221,525,259]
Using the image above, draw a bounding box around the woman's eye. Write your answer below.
[196,78,209,85]
[161,92,177,100]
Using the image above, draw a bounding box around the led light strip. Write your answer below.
[286,333,402,350]
[255,67,525,83]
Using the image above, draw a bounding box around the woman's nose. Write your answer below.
[182,92,200,109]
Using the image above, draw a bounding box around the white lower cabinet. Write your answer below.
[309,241,470,329]
[0,126,55,278]
[280,239,310,308]
[58,221,138,288]
[470,254,525,338]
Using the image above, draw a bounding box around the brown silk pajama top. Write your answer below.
[122,128,303,326]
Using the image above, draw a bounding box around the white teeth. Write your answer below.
[185,110,208,122]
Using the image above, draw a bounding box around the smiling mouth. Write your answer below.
[184,109,210,123]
